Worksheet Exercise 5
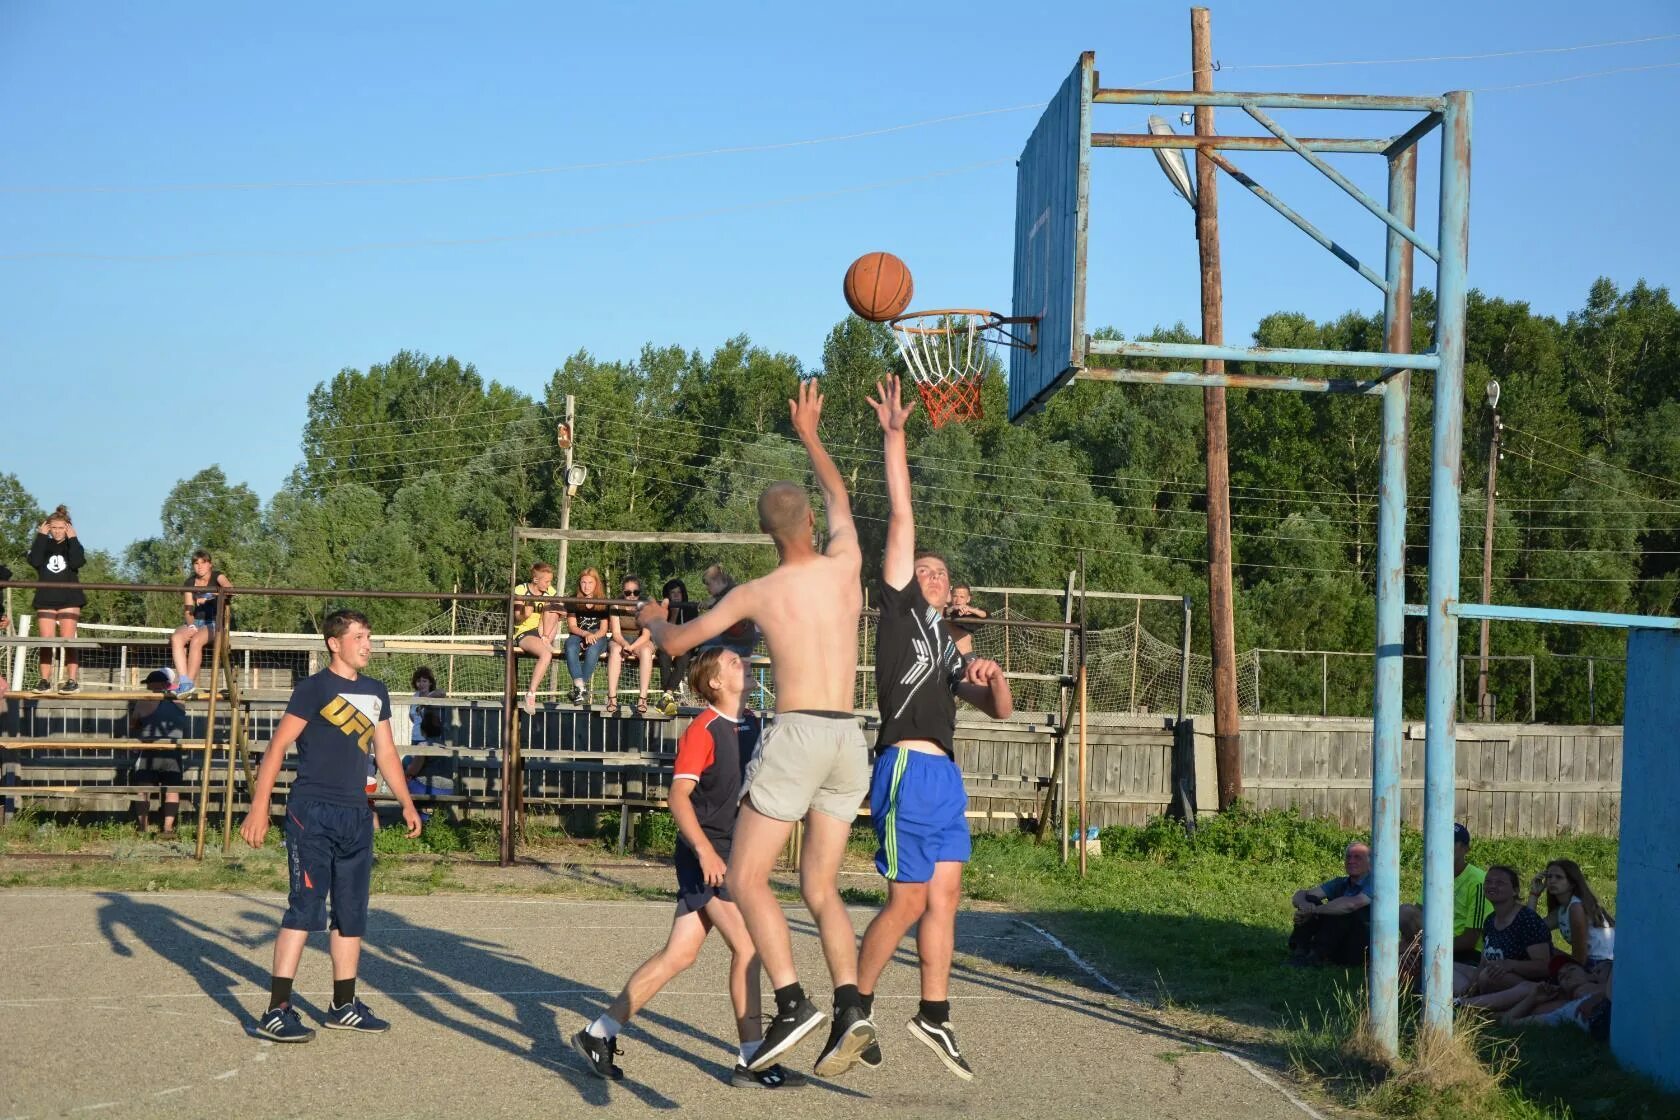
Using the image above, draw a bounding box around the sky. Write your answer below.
[2,1,1677,556]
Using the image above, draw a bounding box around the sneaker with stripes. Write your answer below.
[322,998,390,1033]
[907,1012,973,1081]
[254,1003,315,1043]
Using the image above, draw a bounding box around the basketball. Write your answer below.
[843,251,914,322]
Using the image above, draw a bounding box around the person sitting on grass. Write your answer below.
[1460,956,1610,1032]
[1286,841,1373,967]
[1527,859,1615,973]
[1456,864,1553,997]
[1399,821,1493,989]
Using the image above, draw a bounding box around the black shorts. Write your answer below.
[130,748,186,787]
[33,588,85,611]
[674,842,728,916]
[282,798,374,937]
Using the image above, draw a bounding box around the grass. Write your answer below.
[960,805,1670,1120]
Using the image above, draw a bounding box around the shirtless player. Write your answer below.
[640,378,873,1076]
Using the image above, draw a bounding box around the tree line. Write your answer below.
[2,277,1675,722]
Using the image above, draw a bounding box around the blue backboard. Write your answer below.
[1009,52,1093,422]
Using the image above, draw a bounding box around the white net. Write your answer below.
[889,312,992,427]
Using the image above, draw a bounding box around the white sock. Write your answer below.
[739,1039,762,1065]
[587,1014,621,1040]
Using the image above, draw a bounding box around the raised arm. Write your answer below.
[641,584,758,659]
[789,378,858,561]
[868,375,917,588]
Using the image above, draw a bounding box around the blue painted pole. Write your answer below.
[1421,90,1472,1036]
[1369,142,1417,1059]
[1087,338,1437,370]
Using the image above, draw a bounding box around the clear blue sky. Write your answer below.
[3,1,1676,555]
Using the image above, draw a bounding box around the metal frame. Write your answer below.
[1017,52,1473,1053]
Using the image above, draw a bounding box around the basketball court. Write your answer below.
[0,890,1324,1120]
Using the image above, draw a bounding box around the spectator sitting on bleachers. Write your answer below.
[168,549,232,700]
[656,578,699,708]
[403,666,453,801]
[699,564,759,657]
[128,668,190,838]
[608,575,655,714]
[944,582,988,644]
[512,562,564,717]
[563,568,611,705]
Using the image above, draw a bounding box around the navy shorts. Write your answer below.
[871,747,970,883]
[674,842,729,916]
[283,798,374,937]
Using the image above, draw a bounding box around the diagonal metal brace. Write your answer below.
[1247,106,1440,264]
[1201,146,1387,294]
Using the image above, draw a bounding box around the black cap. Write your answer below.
[143,669,172,687]
[1453,822,1471,847]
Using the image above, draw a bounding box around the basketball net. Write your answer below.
[889,311,995,428]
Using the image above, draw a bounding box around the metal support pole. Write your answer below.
[1369,140,1416,1059]
[1588,657,1596,723]
[1192,6,1241,810]
[1077,555,1089,876]
[1129,598,1142,712]
[1529,656,1536,723]
[1177,597,1193,724]
[500,529,521,866]
[554,395,577,698]
[1058,572,1075,862]
[1322,652,1330,716]
[1421,89,1473,1037]
[1477,405,1501,719]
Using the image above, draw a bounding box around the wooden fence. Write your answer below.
[1222,717,1622,838]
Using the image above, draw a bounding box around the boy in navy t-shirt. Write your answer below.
[571,648,805,1090]
[240,609,421,1043]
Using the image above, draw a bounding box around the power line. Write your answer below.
[1474,59,1680,93]
[0,159,1012,263]
[1502,423,1680,494]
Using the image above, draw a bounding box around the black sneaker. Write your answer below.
[322,998,390,1033]
[571,1028,625,1080]
[907,1013,973,1081]
[33,678,52,693]
[57,679,80,694]
[748,997,825,1071]
[254,1003,316,1043]
[858,1040,883,1069]
[813,1005,877,1077]
[569,685,586,705]
[731,1062,808,1089]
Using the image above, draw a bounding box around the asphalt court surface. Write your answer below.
[0,891,1323,1119]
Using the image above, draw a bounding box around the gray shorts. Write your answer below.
[741,711,869,824]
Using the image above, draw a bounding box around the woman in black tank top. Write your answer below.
[168,549,232,697]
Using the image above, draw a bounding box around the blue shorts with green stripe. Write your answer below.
[870,746,970,883]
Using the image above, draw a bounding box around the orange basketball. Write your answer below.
[843,252,914,322]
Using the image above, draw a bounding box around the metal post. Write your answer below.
[1529,656,1536,723]
[1129,598,1142,712]
[1588,657,1596,724]
[1058,572,1075,862]
[1192,6,1241,810]
[1369,140,1416,1059]
[1322,652,1330,717]
[500,529,522,866]
[1477,400,1501,718]
[447,585,459,695]
[554,395,577,698]
[1077,555,1089,876]
[1177,596,1193,724]
[1421,89,1473,1037]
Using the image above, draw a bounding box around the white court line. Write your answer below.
[1016,920,1329,1120]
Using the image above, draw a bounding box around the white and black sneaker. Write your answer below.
[907,1013,973,1081]
[858,1040,883,1069]
[748,997,825,1071]
[731,1062,808,1089]
[571,1028,625,1080]
[813,1005,877,1077]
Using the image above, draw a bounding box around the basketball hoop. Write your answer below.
[888,310,1035,428]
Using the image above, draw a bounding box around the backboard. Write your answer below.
[1009,51,1093,422]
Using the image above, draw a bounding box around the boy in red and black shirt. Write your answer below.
[571,648,805,1090]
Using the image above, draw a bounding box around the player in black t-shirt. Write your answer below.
[239,610,421,1043]
[571,648,806,1090]
[845,376,1013,1081]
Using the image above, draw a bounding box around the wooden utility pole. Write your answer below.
[1192,7,1242,808]
[1476,387,1501,719]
